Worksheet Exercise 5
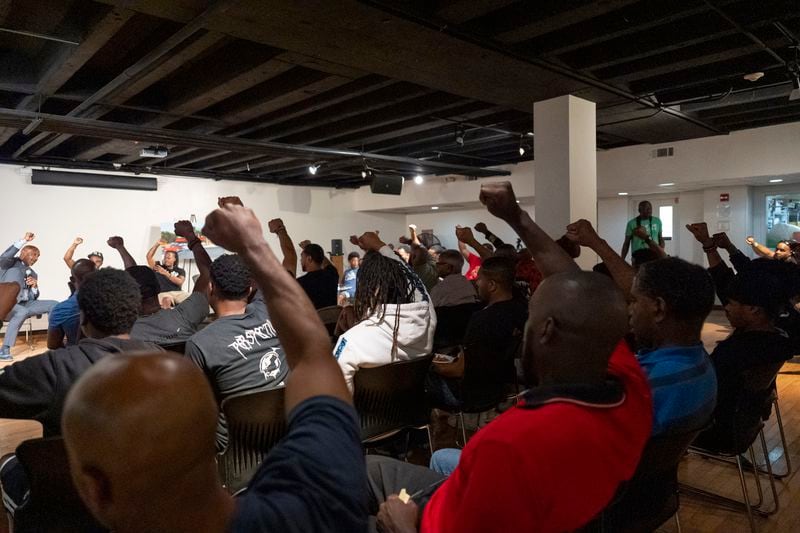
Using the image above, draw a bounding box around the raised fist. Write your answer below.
[174,220,196,240]
[474,222,488,234]
[268,218,285,234]
[685,223,713,247]
[298,239,311,250]
[202,204,265,255]
[73,237,83,245]
[217,196,244,208]
[565,219,602,248]
[398,236,411,245]
[745,236,756,246]
[107,236,124,249]
[455,225,475,244]
[479,182,522,223]
[632,226,650,240]
[24,232,34,242]
[713,232,732,250]
[349,235,360,247]
[357,231,385,252]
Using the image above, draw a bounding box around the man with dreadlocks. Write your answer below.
[333,231,436,391]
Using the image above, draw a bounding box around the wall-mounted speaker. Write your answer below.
[370,175,403,195]
[32,169,157,191]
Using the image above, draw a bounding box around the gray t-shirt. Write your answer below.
[185,296,288,449]
[130,292,209,345]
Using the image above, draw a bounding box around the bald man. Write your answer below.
[369,182,654,533]
[63,203,367,532]
[0,232,58,360]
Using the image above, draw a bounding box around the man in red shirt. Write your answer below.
[370,182,653,533]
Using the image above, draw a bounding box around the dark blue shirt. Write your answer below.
[230,396,367,532]
[48,292,80,346]
[637,344,717,435]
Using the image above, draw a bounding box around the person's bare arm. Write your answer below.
[432,354,464,378]
[567,220,635,295]
[46,327,65,350]
[480,182,578,277]
[474,222,506,247]
[456,239,470,261]
[174,220,211,294]
[145,242,161,269]
[745,237,775,258]
[408,224,422,247]
[63,237,82,269]
[107,236,137,269]
[633,226,667,258]
[455,226,492,260]
[687,223,723,269]
[268,218,297,276]
[658,230,665,249]
[621,235,632,260]
[202,205,350,412]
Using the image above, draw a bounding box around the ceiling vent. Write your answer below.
[651,147,675,158]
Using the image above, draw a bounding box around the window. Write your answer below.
[659,205,673,240]
[766,194,800,248]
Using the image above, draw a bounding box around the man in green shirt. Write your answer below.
[622,201,664,259]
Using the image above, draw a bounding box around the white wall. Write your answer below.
[0,165,407,306]
[597,197,628,255]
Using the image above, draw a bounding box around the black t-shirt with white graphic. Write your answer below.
[131,292,209,346]
[185,296,288,449]
[155,263,186,293]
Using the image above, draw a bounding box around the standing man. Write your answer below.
[0,232,57,361]
[339,251,360,306]
[146,242,187,307]
[297,241,339,309]
[63,237,104,269]
[622,201,664,260]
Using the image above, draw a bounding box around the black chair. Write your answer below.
[13,437,107,533]
[354,355,435,451]
[217,387,287,494]
[583,428,702,533]
[432,302,481,350]
[682,360,785,532]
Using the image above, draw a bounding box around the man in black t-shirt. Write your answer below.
[186,254,288,450]
[60,204,366,533]
[428,256,528,408]
[297,241,339,309]
[147,242,188,308]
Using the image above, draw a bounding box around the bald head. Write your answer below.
[71,258,96,290]
[523,271,628,386]
[62,352,221,530]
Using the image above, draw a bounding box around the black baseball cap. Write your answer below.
[88,251,104,260]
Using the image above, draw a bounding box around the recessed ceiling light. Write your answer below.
[770,179,784,183]
[516,200,520,204]
[659,182,675,187]
[414,174,424,185]
[431,206,439,210]
[618,192,629,196]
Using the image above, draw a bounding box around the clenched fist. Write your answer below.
[203,205,265,254]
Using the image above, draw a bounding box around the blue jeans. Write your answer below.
[430,448,461,477]
[2,299,57,349]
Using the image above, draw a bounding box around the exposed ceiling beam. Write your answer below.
[0,108,510,178]
[0,5,133,147]
[434,0,517,25]
[14,0,240,159]
[495,0,640,44]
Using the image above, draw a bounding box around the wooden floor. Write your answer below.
[2,314,800,531]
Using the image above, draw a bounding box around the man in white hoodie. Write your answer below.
[333,231,436,391]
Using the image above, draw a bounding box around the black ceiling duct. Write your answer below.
[31,169,157,191]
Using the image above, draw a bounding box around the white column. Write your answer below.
[533,95,597,269]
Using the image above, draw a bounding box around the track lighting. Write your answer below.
[308,164,320,175]
[454,124,465,147]
[414,174,424,185]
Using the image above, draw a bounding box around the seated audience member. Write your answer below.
[185,254,288,450]
[46,258,96,349]
[339,251,360,305]
[428,257,527,410]
[0,268,159,519]
[745,235,796,263]
[146,242,187,307]
[62,203,367,532]
[334,232,436,391]
[456,225,491,281]
[404,224,438,292]
[368,181,652,532]
[297,241,339,309]
[63,236,104,270]
[427,244,445,262]
[108,223,212,346]
[429,249,478,308]
[395,243,411,264]
[0,232,57,361]
[567,220,717,436]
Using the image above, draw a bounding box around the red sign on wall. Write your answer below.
[720,193,730,202]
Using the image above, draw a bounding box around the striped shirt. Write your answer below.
[637,344,717,435]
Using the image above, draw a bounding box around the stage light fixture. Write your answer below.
[308,164,320,175]
[414,174,424,184]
